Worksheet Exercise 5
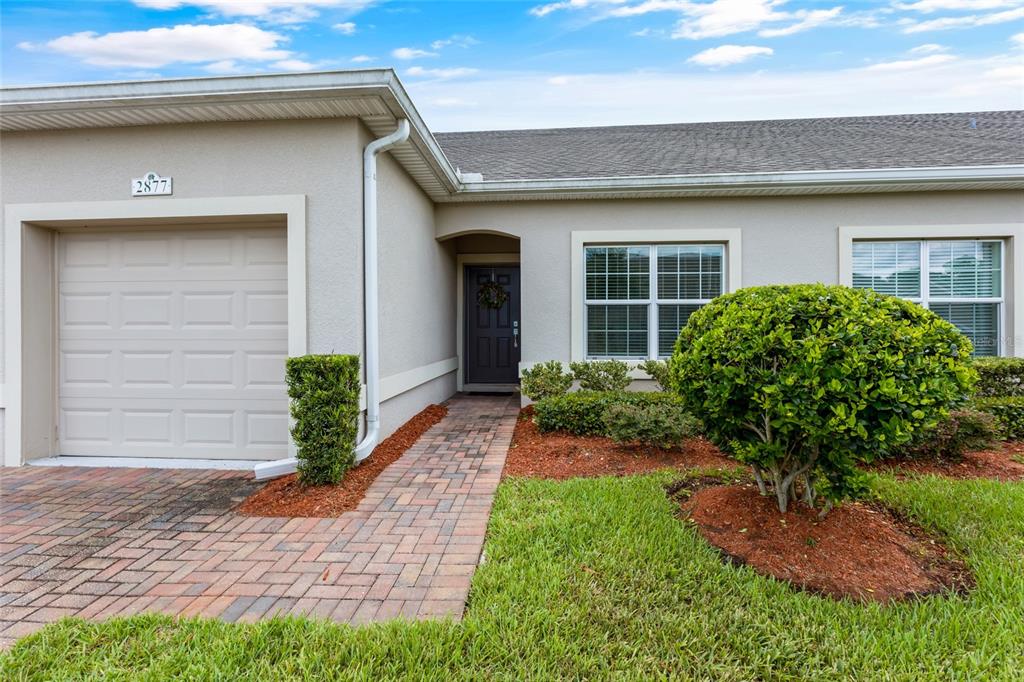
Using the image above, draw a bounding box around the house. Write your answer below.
[1,69,1021,473]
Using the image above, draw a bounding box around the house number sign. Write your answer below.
[131,171,173,196]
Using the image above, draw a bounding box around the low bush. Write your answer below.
[534,391,685,436]
[286,355,361,486]
[569,360,633,392]
[670,284,975,514]
[973,357,1024,397]
[974,397,1024,440]
[637,359,671,391]
[892,409,1000,460]
[520,361,573,401]
[602,402,701,448]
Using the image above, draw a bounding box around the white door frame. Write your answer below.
[455,253,521,391]
[3,195,308,466]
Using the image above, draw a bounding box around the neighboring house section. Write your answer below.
[1,69,1022,468]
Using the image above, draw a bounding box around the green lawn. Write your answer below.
[4,470,1023,681]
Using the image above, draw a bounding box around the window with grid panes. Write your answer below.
[584,244,725,359]
[851,239,1003,356]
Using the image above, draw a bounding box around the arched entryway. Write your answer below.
[442,231,521,391]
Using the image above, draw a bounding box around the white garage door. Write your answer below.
[58,226,289,460]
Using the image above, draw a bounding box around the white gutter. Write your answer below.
[354,118,411,462]
[455,164,1024,199]
[254,118,410,481]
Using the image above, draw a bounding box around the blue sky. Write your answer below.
[3,1,1022,130]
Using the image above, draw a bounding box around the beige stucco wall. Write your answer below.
[436,191,1024,363]
[369,126,458,430]
[0,117,457,463]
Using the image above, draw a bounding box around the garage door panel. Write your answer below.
[59,227,289,460]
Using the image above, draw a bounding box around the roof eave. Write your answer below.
[0,70,463,198]
[447,164,1024,201]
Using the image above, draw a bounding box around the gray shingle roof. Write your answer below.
[434,111,1024,181]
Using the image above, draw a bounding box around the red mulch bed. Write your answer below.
[671,480,973,603]
[874,441,1024,482]
[505,406,735,480]
[238,404,448,517]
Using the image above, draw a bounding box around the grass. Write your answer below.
[3,470,1023,680]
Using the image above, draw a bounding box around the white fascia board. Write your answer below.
[455,164,1024,199]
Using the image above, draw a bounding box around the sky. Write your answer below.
[2,0,1023,131]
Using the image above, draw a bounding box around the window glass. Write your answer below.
[586,304,648,357]
[585,246,649,300]
[851,241,921,298]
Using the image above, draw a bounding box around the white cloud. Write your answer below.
[204,59,244,74]
[405,54,1021,132]
[406,66,479,79]
[430,34,480,50]
[533,0,848,40]
[529,0,596,18]
[901,6,1024,31]
[1012,31,1024,45]
[392,47,438,60]
[133,0,373,24]
[350,54,375,63]
[688,44,773,66]
[668,1,793,39]
[895,0,1023,12]
[547,75,574,85]
[758,7,844,37]
[333,21,357,34]
[21,23,291,68]
[908,42,949,53]
[862,53,957,70]
[271,58,316,70]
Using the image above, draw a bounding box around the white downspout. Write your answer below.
[254,119,410,481]
[354,118,410,462]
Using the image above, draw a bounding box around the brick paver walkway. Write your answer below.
[0,394,518,647]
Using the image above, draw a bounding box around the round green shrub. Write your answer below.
[669,284,976,514]
[520,361,573,401]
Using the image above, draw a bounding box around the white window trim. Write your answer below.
[571,229,742,363]
[839,224,1023,358]
[3,195,308,467]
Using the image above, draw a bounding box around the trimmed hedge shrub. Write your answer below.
[973,357,1024,397]
[637,359,671,391]
[569,360,632,392]
[892,409,1000,460]
[534,390,685,436]
[286,355,361,485]
[670,284,975,514]
[603,402,702,448]
[974,397,1024,440]
[520,361,573,401]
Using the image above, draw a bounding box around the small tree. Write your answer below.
[669,285,975,514]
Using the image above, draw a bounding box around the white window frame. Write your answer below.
[571,229,742,363]
[839,224,1023,359]
[852,239,1005,356]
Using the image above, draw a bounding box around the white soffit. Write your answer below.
[2,70,1022,202]
[0,70,461,201]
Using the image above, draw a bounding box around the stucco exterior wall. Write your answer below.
[369,125,458,432]
[0,118,455,463]
[436,191,1024,363]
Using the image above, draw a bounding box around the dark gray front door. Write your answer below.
[465,265,520,384]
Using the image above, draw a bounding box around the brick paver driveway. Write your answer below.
[0,395,517,647]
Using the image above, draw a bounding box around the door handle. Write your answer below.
[513,321,519,349]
